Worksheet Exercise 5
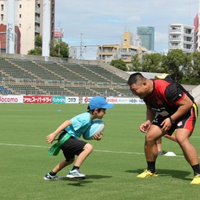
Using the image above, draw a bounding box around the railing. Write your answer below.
[0,77,128,89]
[0,89,133,97]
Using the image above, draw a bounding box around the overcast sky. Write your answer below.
[55,0,199,59]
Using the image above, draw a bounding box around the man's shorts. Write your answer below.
[152,103,198,135]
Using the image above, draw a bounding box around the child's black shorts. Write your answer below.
[59,131,87,161]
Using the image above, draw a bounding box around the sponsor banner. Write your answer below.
[52,96,66,104]
[66,97,79,104]
[82,97,144,104]
[23,96,52,103]
[0,95,23,103]
[52,96,79,104]
[107,97,144,104]
[82,96,93,104]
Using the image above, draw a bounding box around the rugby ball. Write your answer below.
[83,120,105,140]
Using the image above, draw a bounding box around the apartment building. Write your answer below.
[0,0,55,55]
[97,31,147,67]
[168,24,194,54]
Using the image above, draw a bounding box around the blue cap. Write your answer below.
[89,96,114,110]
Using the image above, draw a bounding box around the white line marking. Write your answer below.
[2,142,200,158]
[0,142,185,158]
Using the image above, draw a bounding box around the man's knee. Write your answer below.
[145,134,159,145]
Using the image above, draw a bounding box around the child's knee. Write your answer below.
[84,143,93,153]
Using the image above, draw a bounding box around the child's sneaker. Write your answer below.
[43,173,63,180]
[66,169,86,179]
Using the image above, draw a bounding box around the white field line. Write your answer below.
[0,142,189,158]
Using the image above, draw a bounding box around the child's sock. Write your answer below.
[72,166,79,171]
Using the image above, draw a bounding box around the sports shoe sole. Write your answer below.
[66,174,86,179]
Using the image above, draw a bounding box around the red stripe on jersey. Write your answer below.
[184,109,195,133]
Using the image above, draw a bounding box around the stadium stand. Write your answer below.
[0,85,13,94]
[0,54,133,97]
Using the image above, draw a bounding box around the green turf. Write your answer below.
[1,104,200,200]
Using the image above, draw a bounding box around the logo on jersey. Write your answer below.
[178,94,182,97]
[177,121,183,127]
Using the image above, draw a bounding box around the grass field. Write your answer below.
[1,103,200,200]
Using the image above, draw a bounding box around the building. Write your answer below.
[168,24,194,54]
[97,31,147,67]
[194,14,199,51]
[137,27,155,51]
[194,0,200,51]
[0,24,20,53]
[0,0,55,55]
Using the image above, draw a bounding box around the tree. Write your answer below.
[28,36,69,58]
[141,53,164,73]
[110,59,127,71]
[183,51,200,84]
[165,49,188,83]
[28,47,42,56]
[35,35,42,48]
[50,39,69,58]
[27,35,42,55]
[131,54,142,71]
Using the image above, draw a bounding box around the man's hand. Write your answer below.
[160,118,172,131]
[140,121,151,133]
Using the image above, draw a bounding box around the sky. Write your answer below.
[55,0,199,60]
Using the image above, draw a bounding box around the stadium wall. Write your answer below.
[0,95,144,105]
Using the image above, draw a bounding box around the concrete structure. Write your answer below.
[194,14,199,51]
[97,31,147,67]
[137,26,155,51]
[194,1,200,51]
[0,24,20,53]
[168,24,194,54]
[0,0,55,55]
[42,0,51,57]
[6,0,15,54]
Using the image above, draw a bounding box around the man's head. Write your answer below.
[127,72,151,99]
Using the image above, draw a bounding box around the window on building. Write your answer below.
[19,14,21,18]
[19,24,21,28]
[1,14,3,21]
[1,4,4,11]
[172,35,179,39]
[19,4,22,8]
[171,27,180,31]
[184,29,192,34]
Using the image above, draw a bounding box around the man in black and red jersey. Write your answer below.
[127,72,200,185]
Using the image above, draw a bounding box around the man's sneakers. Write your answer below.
[43,173,63,180]
[190,174,200,185]
[66,169,86,179]
[137,169,158,178]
